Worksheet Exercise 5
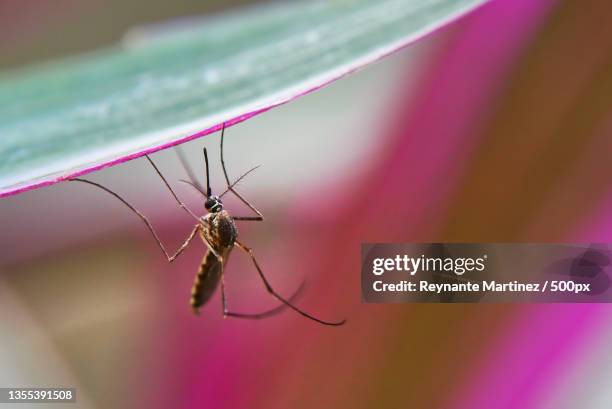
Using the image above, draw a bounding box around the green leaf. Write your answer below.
[0,0,486,197]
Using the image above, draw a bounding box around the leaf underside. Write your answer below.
[0,0,487,198]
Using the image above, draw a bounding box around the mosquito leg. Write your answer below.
[226,189,264,221]
[218,123,265,221]
[144,155,201,223]
[221,166,264,222]
[200,230,222,261]
[234,240,346,326]
[219,123,231,184]
[220,269,228,317]
[219,165,260,198]
[70,178,199,263]
[168,224,200,261]
[221,276,308,320]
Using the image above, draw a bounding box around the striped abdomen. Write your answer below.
[190,250,223,314]
[191,210,236,314]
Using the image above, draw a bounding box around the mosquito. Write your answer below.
[70,124,345,326]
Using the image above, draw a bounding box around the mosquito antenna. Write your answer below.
[179,179,207,197]
[175,146,205,193]
[203,147,212,197]
[219,165,260,198]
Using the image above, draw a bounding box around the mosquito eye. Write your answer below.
[205,196,222,212]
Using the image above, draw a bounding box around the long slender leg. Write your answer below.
[221,272,308,320]
[219,165,260,198]
[70,178,199,263]
[232,216,264,221]
[235,240,346,326]
[168,224,200,261]
[220,269,228,316]
[219,124,265,221]
[200,228,222,261]
[144,155,201,222]
[226,189,264,221]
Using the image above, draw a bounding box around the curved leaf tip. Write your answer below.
[0,0,489,198]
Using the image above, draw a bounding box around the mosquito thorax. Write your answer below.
[205,195,223,213]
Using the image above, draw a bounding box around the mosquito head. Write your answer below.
[205,195,223,213]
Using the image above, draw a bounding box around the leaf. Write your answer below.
[0,0,487,198]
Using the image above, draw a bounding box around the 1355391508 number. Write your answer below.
[1,388,76,403]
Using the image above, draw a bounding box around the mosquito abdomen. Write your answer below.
[191,250,222,314]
